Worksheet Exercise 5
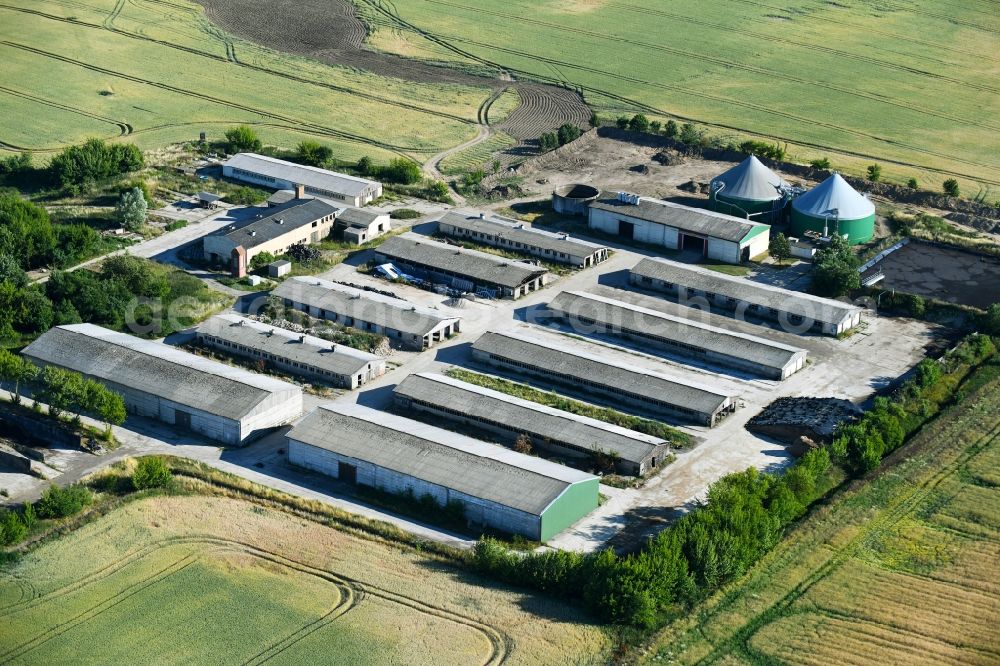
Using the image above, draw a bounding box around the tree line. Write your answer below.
[472,332,996,629]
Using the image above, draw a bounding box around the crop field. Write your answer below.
[0,0,488,162]
[0,495,610,665]
[438,132,516,175]
[354,0,1000,190]
[638,359,1000,665]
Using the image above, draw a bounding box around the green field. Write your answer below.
[0,0,485,163]
[359,0,1000,190]
[0,495,609,664]
[641,360,1000,665]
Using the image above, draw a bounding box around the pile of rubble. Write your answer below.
[747,397,861,454]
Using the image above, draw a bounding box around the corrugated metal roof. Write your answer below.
[197,314,381,377]
[438,211,607,257]
[272,276,459,337]
[211,199,339,249]
[710,156,787,203]
[224,153,380,198]
[375,233,548,289]
[792,173,875,220]
[473,330,733,416]
[288,403,596,516]
[548,291,806,372]
[337,207,383,228]
[630,257,861,327]
[394,373,667,464]
[22,324,300,421]
[588,196,767,243]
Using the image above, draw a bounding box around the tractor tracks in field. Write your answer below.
[0,85,132,137]
[0,535,510,666]
[692,406,1000,665]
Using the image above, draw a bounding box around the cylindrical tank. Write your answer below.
[790,173,876,244]
[552,183,600,216]
[709,155,787,223]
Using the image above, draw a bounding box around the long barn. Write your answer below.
[471,330,737,426]
[547,291,807,380]
[629,257,863,335]
[393,372,670,476]
[22,324,302,445]
[287,403,599,541]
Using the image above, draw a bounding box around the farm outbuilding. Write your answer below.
[547,291,807,380]
[335,207,390,245]
[709,155,788,222]
[268,260,291,277]
[287,403,599,541]
[790,173,876,244]
[22,324,302,445]
[223,153,382,206]
[202,197,339,277]
[393,372,670,476]
[587,194,770,264]
[437,211,609,268]
[629,257,863,336]
[196,314,385,389]
[272,276,460,351]
[471,330,737,426]
[374,233,549,299]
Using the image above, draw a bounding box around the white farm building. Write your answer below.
[287,403,599,541]
[223,153,382,207]
[588,194,770,264]
[22,324,302,445]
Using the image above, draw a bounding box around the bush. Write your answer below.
[249,251,276,270]
[0,509,28,546]
[49,139,143,188]
[867,164,882,182]
[132,456,173,490]
[810,157,831,169]
[224,125,262,153]
[907,177,919,189]
[224,186,268,205]
[769,233,791,262]
[294,140,333,167]
[738,140,785,161]
[663,120,678,138]
[164,220,187,232]
[649,121,661,134]
[390,208,421,220]
[627,114,650,133]
[615,116,629,129]
[381,158,422,185]
[538,132,559,153]
[356,156,373,175]
[679,122,703,145]
[943,178,960,197]
[557,123,582,146]
[35,484,93,519]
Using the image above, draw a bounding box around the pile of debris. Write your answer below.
[678,179,711,195]
[747,397,861,455]
[652,151,685,166]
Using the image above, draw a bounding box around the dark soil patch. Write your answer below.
[867,240,1000,309]
[195,0,590,138]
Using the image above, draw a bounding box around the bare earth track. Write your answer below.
[194,0,591,141]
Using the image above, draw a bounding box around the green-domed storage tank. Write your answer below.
[790,173,875,244]
[709,155,787,223]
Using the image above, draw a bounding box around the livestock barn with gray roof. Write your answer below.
[437,211,609,268]
[588,194,770,264]
[374,233,548,299]
[287,403,599,541]
[196,314,385,389]
[629,257,863,335]
[22,324,302,445]
[223,153,382,206]
[272,276,460,350]
[393,373,669,476]
[547,291,807,380]
[471,330,737,426]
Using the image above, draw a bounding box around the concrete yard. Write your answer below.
[1,220,939,553]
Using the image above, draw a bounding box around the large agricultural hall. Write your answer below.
[223,153,382,207]
[547,291,808,380]
[629,257,863,336]
[587,193,771,264]
[22,324,302,445]
[471,330,737,426]
[393,372,670,476]
[287,403,600,541]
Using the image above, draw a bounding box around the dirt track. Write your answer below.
[195,0,590,140]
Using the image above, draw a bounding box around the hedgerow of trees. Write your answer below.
[48,139,143,190]
[472,332,996,629]
[0,193,106,272]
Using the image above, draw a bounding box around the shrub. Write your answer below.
[249,251,276,270]
[649,121,661,134]
[943,178,960,197]
[615,116,629,129]
[0,510,28,546]
[390,208,421,220]
[738,140,785,161]
[557,123,582,145]
[866,164,882,182]
[381,158,422,185]
[164,220,187,232]
[35,484,93,519]
[132,456,173,490]
[224,125,262,153]
[907,177,919,189]
[224,186,268,205]
[679,122,703,145]
[769,233,791,262]
[356,156,373,175]
[663,120,678,138]
[294,140,333,167]
[538,132,559,153]
[810,157,831,169]
[628,114,650,133]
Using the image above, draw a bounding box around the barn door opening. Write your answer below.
[618,220,635,239]
[338,461,357,484]
[681,233,706,255]
[175,409,192,430]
